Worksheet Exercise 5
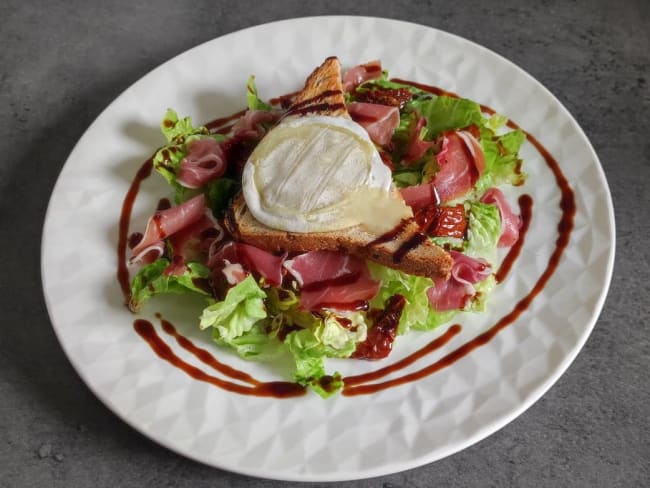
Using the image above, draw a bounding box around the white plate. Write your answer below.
[41,16,615,481]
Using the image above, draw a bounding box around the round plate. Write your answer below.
[41,16,615,482]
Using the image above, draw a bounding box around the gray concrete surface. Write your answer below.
[1,0,648,486]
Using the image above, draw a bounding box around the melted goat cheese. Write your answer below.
[242,116,411,233]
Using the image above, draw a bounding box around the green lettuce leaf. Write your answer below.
[265,287,320,329]
[218,321,285,360]
[199,275,267,341]
[129,258,210,312]
[205,177,239,217]
[475,127,527,194]
[368,263,455,334]
[271,296,368,397]
[152,142,190,202]
[465,201,501,265]
[199,277,286,360]
[359,78,429,96]
[284,327,351,398]
[392,169,422,188]
[467,275,496,312]
[160,108,207,144]
[154,109,228,202]
[246,75,272,111]
[485,112,509,131]
[314,312,368,354]
[411,96,484,139]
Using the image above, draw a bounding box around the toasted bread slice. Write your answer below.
[284,56,349,118]
[226,195,453,280]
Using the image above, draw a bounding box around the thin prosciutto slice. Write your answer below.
[231,109,280,139]
[433,130,486,202]
[480,188,521,247]
[285,250,365,286]
[348,102,399,146]
[209,241,285,286]
[177,138,227,189]
[426,251,492,311]
[342,60,382,92]
[404,116,435,164]
[130,194,207,264]
[284,251,380,311]
[164,214,222,276]
[399,182,439,209]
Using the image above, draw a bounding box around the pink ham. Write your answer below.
[299,272,380,311]
[399,182,440,209]
[130,194,207,263]
[177,139,227,189]
[284,250,356,286]
[433,130,486,202]
[208,241,285,286]
[348,102,400,146]
[284,251,380,311]
[164,214,222,276]
[404,116,435,164]
[231,109,280,139]
[426,251,492,311]
[480,188,521,247]
[343,60,383,92]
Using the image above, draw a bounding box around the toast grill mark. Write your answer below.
[287,102,347,117]
[367,217,430,264]
[285,89,344,115]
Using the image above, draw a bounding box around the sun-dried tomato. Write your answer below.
[353,88,413,109]
[352,294,406,360]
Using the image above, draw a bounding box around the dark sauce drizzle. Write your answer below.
[496,195,533,283]
[119,80,575,398]
[117,157,153,299]
[134,318,306,398]
[285,90,343,114]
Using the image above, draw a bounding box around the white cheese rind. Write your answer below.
[242,115,408,233]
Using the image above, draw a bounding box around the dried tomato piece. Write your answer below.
[352,294,406,360]
[353,88,413,109]
[430,204,467,238]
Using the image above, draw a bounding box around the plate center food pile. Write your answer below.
[120,56,550,398]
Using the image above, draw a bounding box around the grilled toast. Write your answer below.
[229,56,453,281]
[227,195,453,280]
[284,56,349,118]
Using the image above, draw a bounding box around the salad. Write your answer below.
[126,59,526,397]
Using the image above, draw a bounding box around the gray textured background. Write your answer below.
[1,1,648,486]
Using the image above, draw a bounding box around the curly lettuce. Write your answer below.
[465,201,501,265]
[129,258,210,312]
[154,109,227,203]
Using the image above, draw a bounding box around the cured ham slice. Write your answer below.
[177,138,227,189]
[209,241,285,286]
[399,182,439,209]
[404,116,435,164]
[284,250,356,286]
[130,194,207,263]
[348,102,399,146]
[480,188,521,247]
[299,270,380,312]
[342,60,382,92]
[284,251,380,311]
[231,109,280,139]
[426,251,491,311]
[164,214,221,276]
[433,130,486,202]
